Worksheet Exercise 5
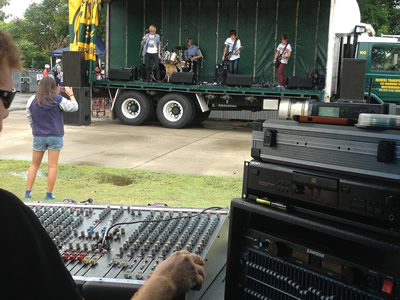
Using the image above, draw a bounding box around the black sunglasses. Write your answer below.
[0,89,17,109]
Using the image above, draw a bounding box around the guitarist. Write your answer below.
[222,30,242,74]
[274,34,292,88]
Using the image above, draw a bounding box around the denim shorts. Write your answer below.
[33,136,64,151]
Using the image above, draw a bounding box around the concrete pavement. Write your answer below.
[1,93,253,177]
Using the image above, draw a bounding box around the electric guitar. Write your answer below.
[223,46,243,62]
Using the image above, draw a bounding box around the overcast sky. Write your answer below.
[3,0,43,21]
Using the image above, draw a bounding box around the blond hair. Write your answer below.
[149,25,157,32]
[0,30,22,71]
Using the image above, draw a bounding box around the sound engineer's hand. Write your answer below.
[131,250,205,300]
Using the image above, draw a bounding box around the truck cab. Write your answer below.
[356,36,400,103]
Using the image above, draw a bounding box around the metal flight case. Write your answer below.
[251,120,400,183]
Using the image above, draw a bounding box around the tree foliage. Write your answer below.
[0,0,9,21]
[358,0,400,35]
[0,0,106,69]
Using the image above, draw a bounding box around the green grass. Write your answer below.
[0,160,241,208]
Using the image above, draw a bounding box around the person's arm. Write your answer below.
[234,40,242,55]
[26,95,35,128]
[158,35,161,58]
[192,48,203,61]
[131,251,205,300]
[59,87,78,112]
[283,49,291,59]
[222,44,228,61]
[273,50,279,63]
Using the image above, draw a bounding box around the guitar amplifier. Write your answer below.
[227,74,252,87]
[170,72,194,84]
[287,76,314,89]
[108,67,137,81]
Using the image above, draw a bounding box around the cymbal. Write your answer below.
[176,46,188,50]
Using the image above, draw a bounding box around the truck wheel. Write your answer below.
[156,93,195,128]
[115,91,152,125]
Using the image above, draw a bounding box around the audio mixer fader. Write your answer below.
[27,202,229,300]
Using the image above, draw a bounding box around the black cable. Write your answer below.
[103,206,223,246]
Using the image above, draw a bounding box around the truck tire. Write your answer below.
[156,93,195,128]
[115,91,152,125]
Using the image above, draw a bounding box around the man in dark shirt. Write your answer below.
[0,29,205,300]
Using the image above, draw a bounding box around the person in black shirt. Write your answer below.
[0,29,205,300]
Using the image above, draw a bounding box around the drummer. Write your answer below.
[184,38,202,79]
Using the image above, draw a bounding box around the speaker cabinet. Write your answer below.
[170,72,194,84]
[63,87,91,125]
[227,74,252,87]
[215,64,228,85]
[340,58,366,101]
[287,76,314,89]
[63,51,87,87]
[109,67,137,81]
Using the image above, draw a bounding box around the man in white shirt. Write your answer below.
[274,34,292,88]
[141,25,161,81]
[222,30,242,74]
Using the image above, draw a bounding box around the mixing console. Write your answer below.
[26,202,229,300]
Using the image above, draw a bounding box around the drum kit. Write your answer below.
[154,45,193,82]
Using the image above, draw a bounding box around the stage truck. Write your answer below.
[86,0,400,128]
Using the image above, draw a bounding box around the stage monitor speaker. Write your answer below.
[340,58,366,101]
[63,87,91,125]
[215,64,228,85]
[170,72,194,84]
[227,73,252,87]
[109,67,137,81]
[287,76,314,89]
[63,51,87,87]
